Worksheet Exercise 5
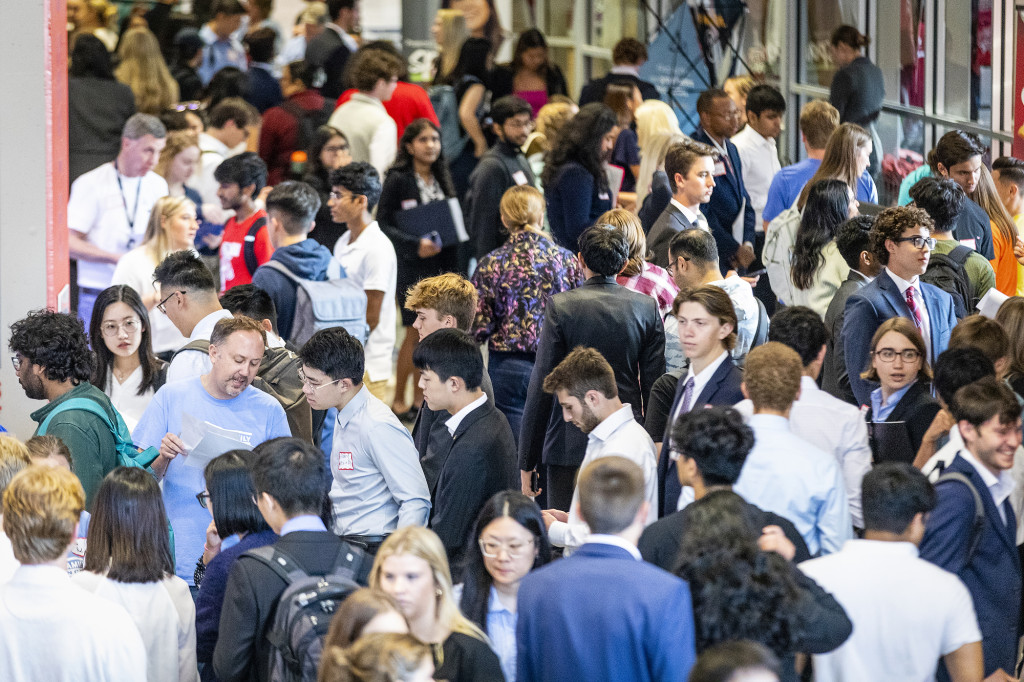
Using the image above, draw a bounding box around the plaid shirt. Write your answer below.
[617,262,679,317]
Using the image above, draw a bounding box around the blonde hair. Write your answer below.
[500,185,545,232]
[319,633,431,682]
[0,436,32,496]
[3,466,85,564]
[434,9,469,83]
[799,100,840,150]
[725,75,755,100]
[526,101,576,156]
[974,165,1019,246]
[369,527,487,642]
[635,100,681,151]
[599,208,647,277]
[404,273,477,331]
[143,196,196,264]
[743,342,804,412]
[82,0,118,27]
[155,130,200,180]
[115,28,180,114]
[636,130,688,206]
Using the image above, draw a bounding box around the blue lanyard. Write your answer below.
[113,160,142,248]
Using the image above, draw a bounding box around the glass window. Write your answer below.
[941,0,993,125]
[797,0,862,87]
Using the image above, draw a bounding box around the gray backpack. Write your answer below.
[763,197,802,306]
[262,260,369,347]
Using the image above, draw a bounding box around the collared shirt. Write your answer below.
[731,125,781,228]
[485,587,518,682]
[548,405,658,553]
[584,533,643,560]
[734,414,853,555]
[193,132,234,213]
[670,198,705,230]
[885,267,933,361]
[617,262,679,317]
[197,24,247,85]
[330,385,431,536]
[609,65,641,77]
[445,393,488,437]
[735,376,872,528]
[280,514,328,535]
[869,380,916,422]
[325,23,359,52]
[165,308,234,385]
[959,449,1016,525]
[799,539,981,682]
[682,350,730,411]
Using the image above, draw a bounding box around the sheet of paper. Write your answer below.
[180,413,253,469]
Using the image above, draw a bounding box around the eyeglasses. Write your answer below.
[479,538,535,559]
[196,491,212,509]
[99,318,141,337]
[324,144,349,153]
[329,191,355,201]
[872,348,922,363]
[893,235,936,250]
[298,368,342,392]
[10,354,23,371]
[156,290,186,314]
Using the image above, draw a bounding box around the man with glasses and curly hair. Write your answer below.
[843,206,957,406]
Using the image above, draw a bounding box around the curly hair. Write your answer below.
[674,490,807,653]
[9,310,94,384]
[541,103,617,191]
[869,206,934,265]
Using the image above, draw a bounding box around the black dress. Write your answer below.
[434,631,505,682]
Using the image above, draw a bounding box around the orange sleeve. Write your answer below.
[990,222,1018,295]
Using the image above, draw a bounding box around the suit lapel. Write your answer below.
[876,272,912,319]
[953,457,1017,555]
[692,359,733,408]
[885,381,927,423]
[920,285,946,356]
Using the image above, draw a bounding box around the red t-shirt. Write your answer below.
[219,209,273,292]
[336,81,440,141]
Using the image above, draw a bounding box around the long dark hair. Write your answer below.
[85,467,175,583]
[89,285,163,396]
[388,118,455,197]
[510,28,550,79]
[674,490,805,653]
[204,450,271,538]
[305,125,348,185]
[447,37,492,88]
[541,102,617,190]
[458,491,552,633]
[791,179,852,290]
[70,33,115,79]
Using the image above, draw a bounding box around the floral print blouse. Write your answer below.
[472,230,584,352]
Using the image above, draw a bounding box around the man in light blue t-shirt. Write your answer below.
[134,316,290,585]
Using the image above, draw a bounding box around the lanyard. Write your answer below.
[113,160,142,248]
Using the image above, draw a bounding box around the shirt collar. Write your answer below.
[190,308,233,342]
[841,538,919,559]
[337,384,370,428]
[850,269,872,283]
[958,449,1015,507]
[280,514,328,536]
[748,413,790,431]
[798,375,820,399]
[584,534,642,560]
[488,585,515,615]
[733,125,776,148]
[686,350,729,384]
[885,267,920,293]
[587,404,635,445]
[670,198,700,225]
[609,65,640,77]
[870,380,916,415]
[445,393,487,437]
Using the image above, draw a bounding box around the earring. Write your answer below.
[435,588,442,597]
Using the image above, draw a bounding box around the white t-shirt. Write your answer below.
[334,221,398,382]
[110,246,189,354]
[800,539,981,681]
[67,162,168,290]
[104,365,156,433]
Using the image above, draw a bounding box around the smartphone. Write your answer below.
[427,231,443,249]
[530,470,540,493]
[746,268,767,278]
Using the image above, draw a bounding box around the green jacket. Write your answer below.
[31,382,119,509]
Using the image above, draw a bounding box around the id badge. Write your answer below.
[713,161,727,177]
[401,199,417,210]
[512,170,529,186]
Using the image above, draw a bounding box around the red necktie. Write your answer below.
[905,286,923,330]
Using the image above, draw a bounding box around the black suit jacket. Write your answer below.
[305,27,351,100]
[519,276,665,471]
[655,359,745,515]
[467,140,535,259]
[213,531,368,682]
[579,72,660,106]
[430,401,518,565]
[691,127,756,265]
[638,170,672,235]
[647,202,694,267]
[865,380,940,462]
[821,270,869,405]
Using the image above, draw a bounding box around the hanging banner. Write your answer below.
[403,0,442,84]
[1014,7,1024,157]
[691,0,749,83]
[639,4,712,133]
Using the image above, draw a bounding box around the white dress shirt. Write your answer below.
[735,376,872,528]
[958,448,1016,525]
[444,393,488,437]
[548,404,658,554]
[670,198,709,232]
[800,540,981,681]
[110,246,189,353]
[731,125,781,229]
[584,533,644,560]
[164,308,234,384]
[885,268,933,362]
[734,414,853,555]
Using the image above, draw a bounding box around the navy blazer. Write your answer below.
[657,359,745,515]
[842,270,957,407]
[638,169,672,235]
[545,161,613,250]
[516,542,697,682]
[919,454,1022,677]
[691,127,756,264]
[647,203,694,267]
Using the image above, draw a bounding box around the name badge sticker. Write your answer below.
[958,238,977,250]
[338,451,354,471]
[512,170,529,186]
[401,199,417,210]
[598,192,610,201]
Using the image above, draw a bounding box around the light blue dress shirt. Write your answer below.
[486,586,518,682]
[734,414,853,556]
[280,514,328,535]
[870,381,916,422]
[198,24,248,85]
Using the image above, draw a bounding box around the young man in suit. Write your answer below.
[304,0,359,100]
[519,226,665,511]
[918,378,1023,680]
[647,140,718,267]
[649,285,743,515]
[213,437,369,681]
[577,38,661,105]
[843,205,957,406]
[413,328,517,565]
[691,89,756,272]
[517,456,697,682]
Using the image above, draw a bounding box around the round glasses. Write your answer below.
[479,538,535,559]
[99,318,141,337]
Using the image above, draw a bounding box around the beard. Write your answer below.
[577,404,602,434]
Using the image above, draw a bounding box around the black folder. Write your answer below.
[395,198,469,247]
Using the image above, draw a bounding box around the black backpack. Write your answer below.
[281,99,336,180]
[244,544,364,682]
[920,244,974,319]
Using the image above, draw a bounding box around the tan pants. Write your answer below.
[363,372,390,403]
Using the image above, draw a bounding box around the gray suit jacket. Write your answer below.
[647,203,694,267]
[821,270,869,405]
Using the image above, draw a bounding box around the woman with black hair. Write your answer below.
[542,103,620,250]
[438,37,494,198]
[302,124,353,250]
[829,25,885,178]
[675,490,852,682]
[489,29,567,116]
[68,33,137,183]
[88,285,167,432]
[457,491,552,682]
[194,450,277,679]
[73,467,197,682]
[789,179,858,317]
[378,118,460,418]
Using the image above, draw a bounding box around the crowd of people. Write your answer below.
[4,2,1024,681]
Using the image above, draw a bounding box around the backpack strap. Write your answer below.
[948,244,974,267]
[243,215,269,277]
[263,259,301,283]
[242,544,309,585]
[170,339,211,362]
[935,471,986,563]
[38,397,117,438]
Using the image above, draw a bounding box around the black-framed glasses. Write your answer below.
[196,491,212,509]
[872,348,922,363]
[893,235,936,250]
[156,290,185,314]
